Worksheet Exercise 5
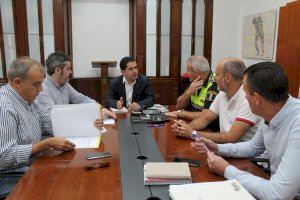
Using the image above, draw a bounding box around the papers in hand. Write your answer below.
[169,179,255,200]
[110,107,128,113]
[51,103,103,148]
[144,162,192,185]
[103,119,115,125]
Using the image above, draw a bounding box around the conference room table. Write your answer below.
[7,106,269,200]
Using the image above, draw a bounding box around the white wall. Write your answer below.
[211,0,295,70]
[72,0,129,78]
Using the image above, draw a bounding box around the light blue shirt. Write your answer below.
[218,96,300,200]
[37,75,95,113]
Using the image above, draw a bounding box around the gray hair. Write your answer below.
[7,57,45,81]
[46,51,71,75]
[223,58,246,81]
[187,55,210,73]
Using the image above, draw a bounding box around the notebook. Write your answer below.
[169,179,255,200]
[110,107,128,113]
[144,162,192,185]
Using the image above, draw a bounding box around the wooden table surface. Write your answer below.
[7,108,269,200]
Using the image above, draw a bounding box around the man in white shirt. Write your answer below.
[172,58,260,143]
[192,62,300,200]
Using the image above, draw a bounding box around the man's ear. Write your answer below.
[224,73,231,83]
[54,67,61,74]
[253,92,261,106]
[13,77,22,89]
[121,70,125,75]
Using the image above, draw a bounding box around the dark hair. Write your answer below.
[244,62,289,102]
[120,56,136,70]
[46,51,71,75]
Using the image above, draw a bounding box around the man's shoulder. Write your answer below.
[0,91,16,113]
[109,75,123,85]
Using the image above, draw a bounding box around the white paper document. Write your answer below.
[51,103,100,138]
[149,104,169,112]
[110,107,128,113]
[67,136,100,149]
[169,179,255,200]
[103,119,115,125]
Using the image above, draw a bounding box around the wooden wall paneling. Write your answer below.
[13,0,29,57]
[156,0,162,77]
[129,0,134,57]
[69,78,102,103]
[169,0,182,78]
[53,0,71,55]
[66,0,72,57]
[0,9,7,81]
[135,0,146,74]
[203,0,213,65]
[150,78,179,104]
[276,6,289,67]
[37,0,45,65]
[191,0,197,55]
[276,1,300,97]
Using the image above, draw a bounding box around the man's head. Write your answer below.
[46,51,72,85]
[243,62,289,115]
[186,55,210,82]
[120,57,138,84]
[8,57,45,103]
[215,58,245,92]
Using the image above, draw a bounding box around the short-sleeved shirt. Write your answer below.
[186,72,219,112]
[209,86,261,142]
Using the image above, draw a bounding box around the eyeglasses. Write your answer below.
[84,162,110,170]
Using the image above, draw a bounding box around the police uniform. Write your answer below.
[188,71,219,112]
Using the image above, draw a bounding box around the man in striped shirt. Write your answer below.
[36,51,116,120]
[0,57,76,172]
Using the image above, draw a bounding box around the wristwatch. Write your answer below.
[176,110,182,118]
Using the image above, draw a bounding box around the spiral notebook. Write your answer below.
[144,162,192,185]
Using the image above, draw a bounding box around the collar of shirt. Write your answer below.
[226,85,243,104]
[122,76,136,86]
[268,96,293,129]
[45,75,64,89]
[7,83,30,108]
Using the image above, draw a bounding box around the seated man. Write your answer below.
[105,56,155,112]
[166,55,218,121]
[192,62,300,200]
[0,57,75,195]
[172,58,260,143]
[37,51,115,120]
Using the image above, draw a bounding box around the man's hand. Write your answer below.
[186,76,204,95]
[206,151,230,176]
[165,111,178,118]
[45,137,75,152]
[191,137,218,154]
[128,102,140,112]
[101,108,117,119]
[171,120,193,139]
[116,97,124,109]
[94,118,103,130]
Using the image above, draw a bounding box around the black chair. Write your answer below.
[0,171,25,199]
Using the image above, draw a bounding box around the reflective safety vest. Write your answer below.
[190,73,215,111]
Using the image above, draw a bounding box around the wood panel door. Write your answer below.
[276,1,300,97]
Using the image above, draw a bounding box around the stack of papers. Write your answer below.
[149,104,169,112]
[144,162,192,185]
[169,179,255,200]
[51,103,104,149]
[110,107,128,113]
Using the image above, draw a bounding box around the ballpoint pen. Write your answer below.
[191,131,210,152]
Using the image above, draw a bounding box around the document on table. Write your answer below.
[110,107,128,113]
[51,103,105,148]
[103,119,115,125]
[169,179,255,200]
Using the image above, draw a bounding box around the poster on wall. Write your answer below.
[242,9,277,60]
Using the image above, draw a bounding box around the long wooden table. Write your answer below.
[7,110,269,200]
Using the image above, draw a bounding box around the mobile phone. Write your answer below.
[173,157,200,167]
[85,151,112,160]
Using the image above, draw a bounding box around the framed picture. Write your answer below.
[242,9,277,60]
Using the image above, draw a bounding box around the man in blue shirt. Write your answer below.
[192,62,300,200]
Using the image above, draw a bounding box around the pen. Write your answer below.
[191,131,210,152]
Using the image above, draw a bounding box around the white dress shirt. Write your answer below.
[123,76,136,108]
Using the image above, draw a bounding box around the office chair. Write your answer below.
[0,169,26,199]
